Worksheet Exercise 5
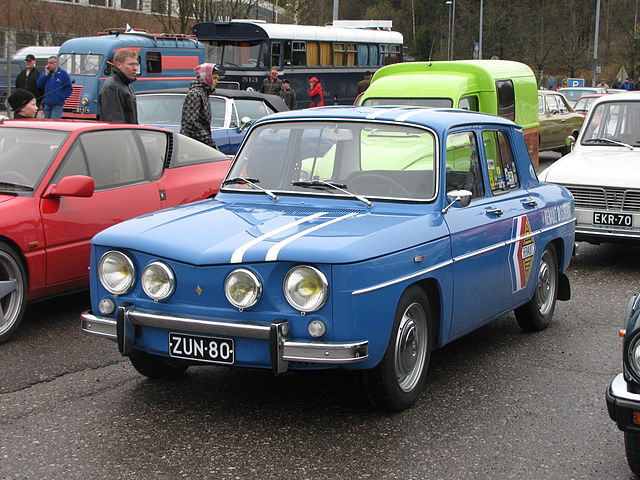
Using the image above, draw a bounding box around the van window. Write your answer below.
[496,80,515,121]
[459,96,479,111]
[146,52,162,74]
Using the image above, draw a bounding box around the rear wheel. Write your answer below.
[515,244,558,331]
[625,432,640,476]
[0,241,27,344]
[129,351,188,379]
[363,286,432,412]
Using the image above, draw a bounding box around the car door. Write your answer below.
[444,128,535,339]
[41,129,161,285]
[209,96,231,154]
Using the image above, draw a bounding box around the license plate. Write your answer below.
[593,212,633,228]
[168,332,234,364]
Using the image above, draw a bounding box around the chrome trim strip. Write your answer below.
[265,212,358,261]
[283,340,368,363]
[230,211,327,263]
[576,228,640,239]
[81,311,117,338]
[351,216,576,295]
[609,373,640,402]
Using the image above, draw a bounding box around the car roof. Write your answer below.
[590,91,640,107]
[137,88,289,112]
[253,105,518,132]
[0,119,170,133]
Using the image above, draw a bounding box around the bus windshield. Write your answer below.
[206,41,264,68]
[59,54,103,76]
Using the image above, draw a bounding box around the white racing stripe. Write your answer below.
[265,212,358,261]
[365,108,409,120]
[230,211,328,263]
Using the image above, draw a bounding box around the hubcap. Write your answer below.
[536,250,557,316]
[0,251,23,335]
[394,302,428,392]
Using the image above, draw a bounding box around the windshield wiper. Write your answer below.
[583,137,635,150]
[221,176,279,202]
[0,181,33,192]
[292,179,372,209]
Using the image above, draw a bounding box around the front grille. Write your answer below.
[64,85,83,110]
[565,185,640,212]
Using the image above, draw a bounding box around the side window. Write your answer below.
[172,134,229,167]
[146,52,162,74]
[209,97,227,128]
[547,95,559,114]
[445,131,484,199]
[137,131,167,178]
[79,130,146,189]
[557,95,569,113]
[271,42,281,68]
[482,130,519,195]
[53,142,89,182]
[234,99,269,123]
[538,95,545,114]
[496,79,515,121]
[459,96,479,111]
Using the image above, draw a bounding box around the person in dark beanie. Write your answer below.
[8,88,38,118]
[280,79,297,109]
[16,54,43,108]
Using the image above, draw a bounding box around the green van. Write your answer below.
[358,60,541,167]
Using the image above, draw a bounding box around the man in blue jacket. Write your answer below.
[36,56,72,119]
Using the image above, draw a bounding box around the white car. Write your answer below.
[539,92,640,244]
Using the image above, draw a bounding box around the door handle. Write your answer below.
[486,208,503,217]
[522,199,538,207]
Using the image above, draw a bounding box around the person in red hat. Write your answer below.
[180,63,225,148]
[308,77,324,107]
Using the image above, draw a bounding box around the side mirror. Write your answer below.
[43,175,95,199]
[239,116,253,130]
[442,189,473,214]
[565,134,576,150]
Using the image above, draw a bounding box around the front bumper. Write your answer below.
[81,306,368,374]
[606,373,640,432]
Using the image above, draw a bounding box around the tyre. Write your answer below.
[129,351,188,379]
[515,243,558,332]
[363,286,432,412]
[0,241,27,344]
[625,432,640,476]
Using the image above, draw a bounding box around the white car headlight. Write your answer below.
[98,250,135,295]
[141,261,175,301]
[225,268,262,309]
[628,334,640,381]
[283,265,328,312]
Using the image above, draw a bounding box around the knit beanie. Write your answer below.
[8,88,35,111]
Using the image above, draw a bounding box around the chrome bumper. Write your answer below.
[81,306,368,374]
[609,373,640,403]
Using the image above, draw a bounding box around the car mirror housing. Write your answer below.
[43,175,95,199]
[565,134,576,150]
[239,116,253,131]
[442,189,473,213]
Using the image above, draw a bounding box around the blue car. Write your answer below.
[136,88,288,156]
[81,106,575,411]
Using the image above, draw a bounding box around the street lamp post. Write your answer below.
[479,0,483,60]
[446,1,453,60]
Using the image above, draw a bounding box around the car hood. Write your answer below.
[92,197,446,265]
[539,148,640,188]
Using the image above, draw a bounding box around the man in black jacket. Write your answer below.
[15,54,43,108]
[99,50,138,123]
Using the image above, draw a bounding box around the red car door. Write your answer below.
[41,129,161,285]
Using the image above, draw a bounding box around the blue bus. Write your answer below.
[193,20,404,107]
[58,29,205,120]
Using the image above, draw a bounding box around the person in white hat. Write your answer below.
[180,63,224,148]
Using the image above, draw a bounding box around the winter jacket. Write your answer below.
[180,77,216,148]
[16,67,43,106]
[280,88,297,110]
[36,68,72,106]
[99,66,138,124]
[308,77,324,107]
[260,77,282,95]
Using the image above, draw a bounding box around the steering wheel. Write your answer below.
[2,171,31,186]
[348,173,413,198]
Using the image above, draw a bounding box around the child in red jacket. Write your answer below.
[308,77,324,107]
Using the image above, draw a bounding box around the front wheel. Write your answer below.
[129,351,188,379]
[515,243,558,331]
[0,241,27,344]
[363,286,432,412]
[625,432,640,476]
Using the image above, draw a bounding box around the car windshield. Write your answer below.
[0,128,67,192]
[573,96,596,113]
[59,54,103,76]
[226,120,437,201]
[137,95,227,128]
[581,101,640,147]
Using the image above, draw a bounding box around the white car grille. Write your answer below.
[564,185,640,212]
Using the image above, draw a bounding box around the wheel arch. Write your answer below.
[547,237,571,301]
[0,235,28,278]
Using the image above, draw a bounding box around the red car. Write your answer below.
[0,120,231,342]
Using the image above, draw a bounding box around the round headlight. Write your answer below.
[98,250,135,295]
[283,265,328,312]
[81,97,89,106]
[628,334,640,381]
[225,269,262,309]
[141,261,175,301]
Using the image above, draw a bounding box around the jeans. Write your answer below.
[43,104,64,119]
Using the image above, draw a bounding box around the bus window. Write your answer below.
[271,42,282,68]
[334,43,345,66]
[306,42,319,67]
[459,95,479,111]
[223,41,262,68]
[146,52,162,74]
[346,44,356,66]
[292,41,306,66]
[496,80,515,121]
[206,43,223,64]
[357,44,368,66]
[369,45,379,66]
[320,42,332,66]
[381,44,401,65]
[59,53,103,76]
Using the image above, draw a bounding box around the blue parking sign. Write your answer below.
[567,78,585,87]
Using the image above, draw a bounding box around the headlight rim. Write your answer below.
[141,260,176,301]
[626,331,640,383]
[98,250,136,296]
[224,268,262,309]
[283,265,328,313]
